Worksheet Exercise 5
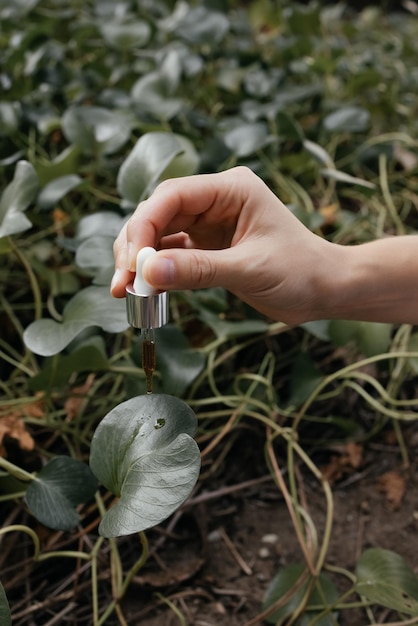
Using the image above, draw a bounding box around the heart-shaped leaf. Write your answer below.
[90,394,201,537]
[23,286,128,356]
[117,132,198,206]
[0,581,11,626]
[0,160,38,238]
[355,548,418,615]
[25,456,98,531]
[37,174,83,210]
[62,106,132,155]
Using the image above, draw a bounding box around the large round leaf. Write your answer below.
[90,394,201,537]
[23,286,128,356]
[25,456,98,531]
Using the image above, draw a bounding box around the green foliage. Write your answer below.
[0,0,418,622]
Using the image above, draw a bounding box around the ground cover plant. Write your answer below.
[1,0,418,624]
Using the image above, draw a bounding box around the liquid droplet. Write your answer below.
[154,418,166,429]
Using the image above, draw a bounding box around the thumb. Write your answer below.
[143,248,234,291]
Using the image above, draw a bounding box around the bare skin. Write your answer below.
[112,166,418,325]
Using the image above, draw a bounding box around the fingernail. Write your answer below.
[147,257,175,287]
[110,269,122,292]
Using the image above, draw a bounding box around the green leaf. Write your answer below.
[199,309,268,340]
[355,548,418,615]
[0,101,21,137]
[131,48,186,120]
[329,320,392,357]
[0,583,12,626]
[28,336,109,392]
[34,145,81,187]
[407,332,418,374]
[23,286,128,356]
[100,19,151,50]
[90,394,201,537]
[62,106,132,155]
[284,4,321,36]
[223,122,270,158]
[0,160,38,238]
[132,325,206,396]
[263,564,339,625]
[75,235,115,280]
[25,456,97,531]
[117,132,198,206]
[323,106,370,133]
[0,581,11,626]
[170,6,229,45]
[287,352,324,408]
[37,174,83,210]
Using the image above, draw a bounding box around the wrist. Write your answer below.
[318,236,418,324]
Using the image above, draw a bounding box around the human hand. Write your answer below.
[111,166,336,325]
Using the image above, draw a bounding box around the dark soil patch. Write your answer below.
[119,435,418,626]
[3,426,418,625]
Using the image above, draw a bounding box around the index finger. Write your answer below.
[123,168,249,271]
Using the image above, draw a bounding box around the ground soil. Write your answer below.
[119,430,418,626]
[3,422,418,625]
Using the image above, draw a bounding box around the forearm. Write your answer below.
[320,235,418,324]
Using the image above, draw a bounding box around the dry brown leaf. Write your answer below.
[321,442,363,483]
[344,442,363,469]
[25,394,45,419]
[319,203,339,226]
[377,470,407,510]
[0,414,35,457]
[64,374,95,420]
[393,143,418,171]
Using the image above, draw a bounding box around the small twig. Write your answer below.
[185,474,274,506]
[44,602,77,626]
[218,526,252,576]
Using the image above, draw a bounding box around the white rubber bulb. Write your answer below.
[133,247,157,296]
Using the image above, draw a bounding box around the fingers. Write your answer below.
[119,167,254,266]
